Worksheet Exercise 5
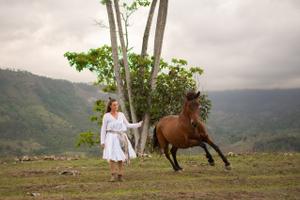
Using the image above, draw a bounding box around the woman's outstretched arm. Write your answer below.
[121,113,142,128]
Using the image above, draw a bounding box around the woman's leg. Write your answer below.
[109,160,117,181]
[117,161,124,181]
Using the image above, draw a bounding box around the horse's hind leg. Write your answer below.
[199,142,215,166]
[170,146,183,171]
[205,137,231,170]
[164,145,179,171]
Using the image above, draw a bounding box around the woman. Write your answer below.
[100,98,142,182]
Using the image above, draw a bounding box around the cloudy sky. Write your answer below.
[1,0,300,91]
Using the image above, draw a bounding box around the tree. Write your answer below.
[65,0,210,154]
[106,0,168,154]
[65,49,211,151]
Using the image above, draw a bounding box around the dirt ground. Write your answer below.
[0,153,299,200]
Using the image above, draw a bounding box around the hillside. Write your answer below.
[0,69,108,155]
[0,69,300,155]
[206,89,300,152]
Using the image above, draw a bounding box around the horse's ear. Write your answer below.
[186,91,200,100]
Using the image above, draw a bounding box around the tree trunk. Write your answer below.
[113,0,140,152]
[135,0,158,154]
[141,0,158,57]
[140,0,169,154]
[105,0,129,119]
[152,0,169,89]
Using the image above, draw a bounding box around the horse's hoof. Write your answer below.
[209,162,215,166]
[225,165,232,170]
[175,168,184,172]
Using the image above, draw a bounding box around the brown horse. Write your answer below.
[153,91,231,171]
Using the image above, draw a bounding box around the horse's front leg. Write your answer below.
[205,138,231,170]
[199,142,215,166]
[187,134,215,166]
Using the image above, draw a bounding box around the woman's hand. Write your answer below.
[101,144,105,149]
[138,121,143,127]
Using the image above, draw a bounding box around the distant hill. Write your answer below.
[206,89,300,152]
[0,68,299,155]
[0,69,110,155]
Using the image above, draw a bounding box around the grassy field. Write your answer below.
[0,153,299,200]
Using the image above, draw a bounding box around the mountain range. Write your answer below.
[0,68,299,155]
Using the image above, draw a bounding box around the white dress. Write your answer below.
[100,112,141,162]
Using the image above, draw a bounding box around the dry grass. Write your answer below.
[0,153,299,200]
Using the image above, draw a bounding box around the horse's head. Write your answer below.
[184,91,201,127]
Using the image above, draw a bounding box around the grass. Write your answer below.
[0,153,299,200]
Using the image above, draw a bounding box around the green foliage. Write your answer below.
[92,99,106,127]
[65,46,211,124]
[76,131,100,147]
[100,0,109,5]
[129,54,153,120]
[100,0,150,7]
[76,99,106,147]
[151,58,210,123]
[64,46,211,148]
[199,93,211,120]
[122,0,150,11]
[64,46,116,92]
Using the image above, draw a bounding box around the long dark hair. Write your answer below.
[106,97,117,113]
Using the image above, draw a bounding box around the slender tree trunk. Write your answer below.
[113,0,140,151]
[105,0,129,119]
[137,0,158,154]
[120,12,130,51]
[124,17,129,51]
[140,0,169,154]
[152,0,169,89]
[141,0,158,57]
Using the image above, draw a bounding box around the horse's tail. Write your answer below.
[152,126,159,149]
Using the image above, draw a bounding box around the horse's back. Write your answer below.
[157,115,178,129]
[158,115,178,122]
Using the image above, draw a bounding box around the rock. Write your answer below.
[59,170,80,176]
[227,152,236,157]
[43,155,55,160]
[137,153,152,158]
[26,192,40,197]
[73,155,80,160]
[21,156,32,161]
[33,156,39,161]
